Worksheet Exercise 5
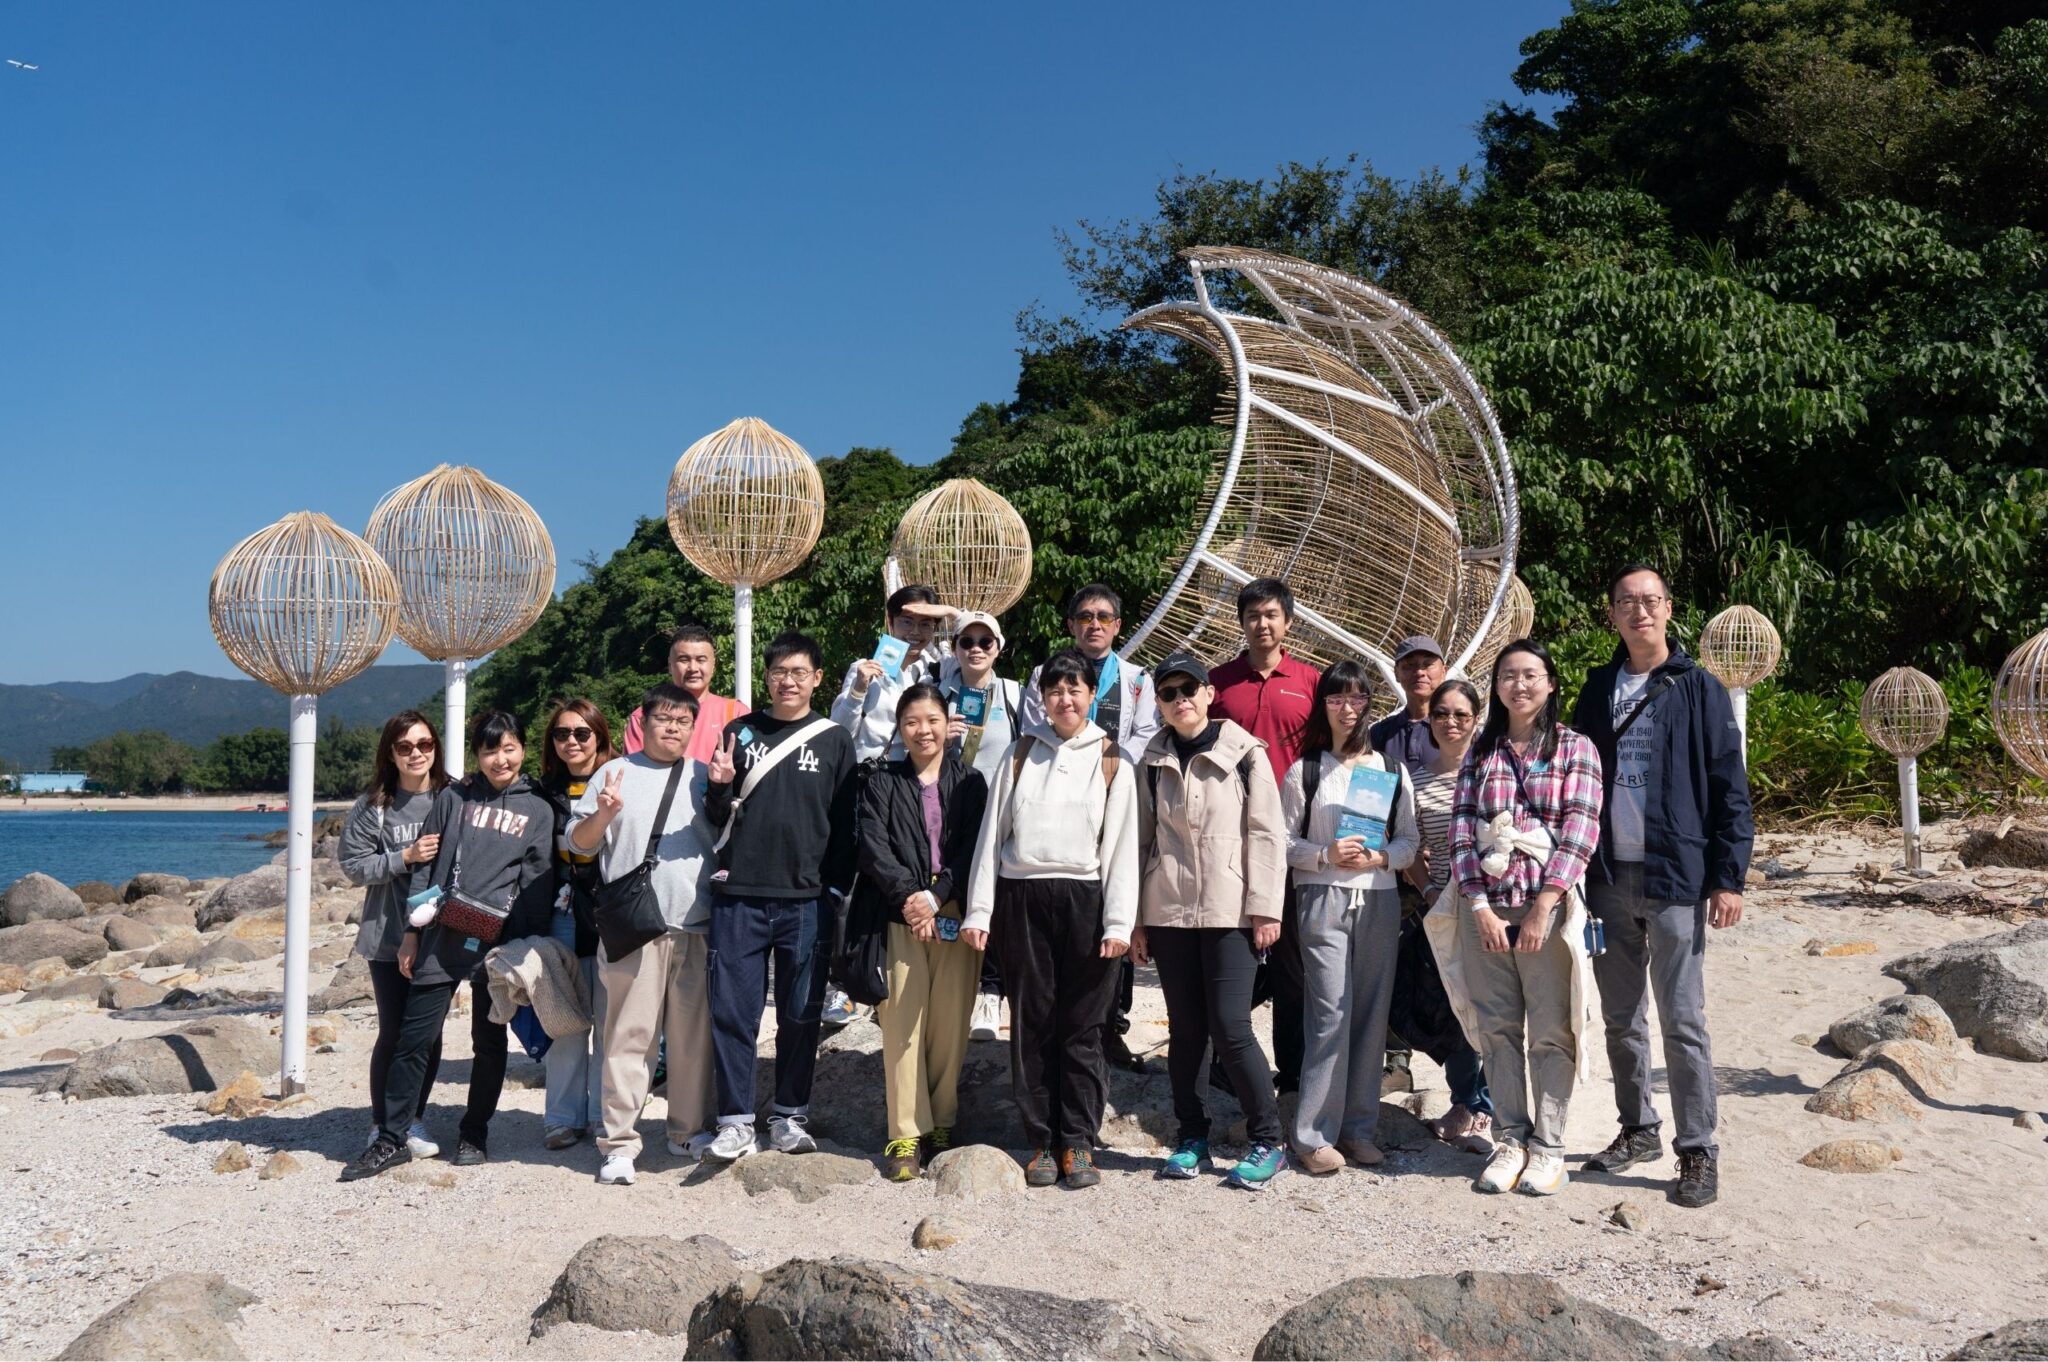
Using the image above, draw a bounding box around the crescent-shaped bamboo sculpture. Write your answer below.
[1118,248,1517,689]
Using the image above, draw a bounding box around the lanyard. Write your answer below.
[1089,653,1119,723]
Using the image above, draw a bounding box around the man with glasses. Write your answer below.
[833,584,953,763]
[1571,564,1753,1209]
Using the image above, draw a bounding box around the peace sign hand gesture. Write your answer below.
[708,732,738,785]
[595,766,625,816]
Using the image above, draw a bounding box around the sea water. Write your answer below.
[0,811,291,888]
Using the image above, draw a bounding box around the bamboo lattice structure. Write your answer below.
[1991,628,2048,782]
[887,478,1033,615]
[1118,248,1517,688]
[209,512,401,696]
[1462,569,1535,684]
[365,465,557,662]
[1861,665,1948,871]
[1699,605,1783,689]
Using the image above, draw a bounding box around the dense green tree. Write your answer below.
[189,729,289,793]
[71,731,195,795]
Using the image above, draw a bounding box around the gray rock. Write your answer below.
[100,978,169,1011]
[1948,1319,2048,1359]
[126,898,200,935]
[25,975,105,1003]
[105,917,161,952]
[42,1019,273,1100]
[310,954,373,1010]
[928,1144,1025,1201]
[56,1272,259,1360]
[73,881,124,906]
[732,1150,874,1203]
[686,1256,1209,1360]
[3,871,86,926]
[197,866,287,930]
[531,1234,741,1338]
[191,936,273,971]
[146,936,210,968]
[1841,1037,1959,1099]
[1883,922,2048,1061]
[1705,1333,1802,1360]
[124,873,193,903]
[1253,1270,1691,1361]
[0,920,111,969]
[1829,994,1959,1054]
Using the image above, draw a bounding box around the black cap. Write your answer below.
[1154,651,1210,687]
[1391,635,1445,665]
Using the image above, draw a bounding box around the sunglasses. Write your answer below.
[1156,680,1203,703]
[391,738,437,757]
[551,725,594,743]
[1429,709,1476,723]
[1069,610,1119,625]
[957,634,998,650]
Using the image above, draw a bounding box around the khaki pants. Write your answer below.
[597,929,716,1159]
[1458,900,1576,1154]
[877,921,981,1141]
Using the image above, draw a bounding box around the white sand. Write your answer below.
[1,824,2044,1359]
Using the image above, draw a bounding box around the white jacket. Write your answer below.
[830,644,946,763]
[963,720,1141,943]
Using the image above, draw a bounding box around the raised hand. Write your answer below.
[851,658,885,694]
[708,732,738,785]
[596,766,625,816]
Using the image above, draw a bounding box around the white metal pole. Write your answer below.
[1730,686,1749,767]
[1899,754,1922,870]
[443,657,468,777]
[280,694,317,1095]
[734,582,753,707]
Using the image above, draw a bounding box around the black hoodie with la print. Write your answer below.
[408,773,558,986]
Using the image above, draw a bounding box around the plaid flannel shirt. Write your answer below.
[1450,727,1604,912]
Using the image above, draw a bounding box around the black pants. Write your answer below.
[1149,924,1281,1144]
[1264,887,1305,1092]
[991,877,1122,1150]
[368,959,440,1126]
[379,961,508,1148]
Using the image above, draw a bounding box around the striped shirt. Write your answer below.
[1410,763,1459,897]
[1450,728,1604,911]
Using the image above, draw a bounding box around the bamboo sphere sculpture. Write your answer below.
[1699,605,1783,689]
[1990,628,2048,781]
[1462,570,1536,683]
[365,464,556,661]
[1860,667,1949,758]
[666,417,825,586]
[889,478,1033,615]
[208,512,401,695]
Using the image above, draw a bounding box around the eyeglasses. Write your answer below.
[956,634,998,651]
[1069,610,1119,625]
[646,712,692,730]
[391,738,437,757]
[1156,681,1202,703]
[766,667,815,683]
[1429,709,1476,724]
[1612,594,1668,613]
[551,725,594,743]
[1325,693,1372,710]
[1497,669,1548,685]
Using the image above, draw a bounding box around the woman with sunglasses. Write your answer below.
[339,710,451,1160]
[538,699,618,1151]
[1280,661,1418,1175]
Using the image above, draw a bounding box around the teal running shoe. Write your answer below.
[1157,1137,1209,1180]
[1225,1142,1288,1190]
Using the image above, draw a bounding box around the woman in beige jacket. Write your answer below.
[1130,653,1289,1190]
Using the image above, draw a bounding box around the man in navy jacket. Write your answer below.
[1570,565,1753,1210]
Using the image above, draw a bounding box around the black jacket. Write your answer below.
[854,755,988,926]
[704,710,859,899]
[1571,641,1755,903]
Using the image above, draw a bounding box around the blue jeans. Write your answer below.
[1445,1045,1493,1118]
[707,891,828,1125]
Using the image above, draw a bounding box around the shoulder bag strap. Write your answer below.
[712,716,837,853]
[1612,674,1681,745]
[638,759,689,871]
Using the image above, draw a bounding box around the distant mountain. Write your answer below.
[0,666,444,767]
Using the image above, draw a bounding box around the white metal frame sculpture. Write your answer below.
[1991,628,2048,784]
[883,478,1034,615]
[1118,248,1518,689]
[1699,604,1783,763]
[209,512,399,1093]
[1859,666,1949,870]
[366,465,556,777]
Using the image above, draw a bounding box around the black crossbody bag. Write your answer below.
[592,760,688,961]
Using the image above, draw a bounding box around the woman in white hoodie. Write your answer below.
[963,648,1139,1191]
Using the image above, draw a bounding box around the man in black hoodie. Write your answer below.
[701,631,858,1162]
[1571,565,1754,1210]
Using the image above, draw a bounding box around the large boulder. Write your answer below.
[191,936,274,971]
[3,872,86,926]
[146,937,210,969]
[124,873,193,903]
[57,1273,259,1361]
[732,1150,875,1203]
[685,1256,1208,1360]
[73,881,124,907]
[928,1144,1025,1202]
[531,1234,741,1338]
[311,955,373,1011]
[1883,922,2048,1061]
[1829,995,1959,1054]
[104,917,161,952]
[1949,1319,2048,1359]
[1804,1068,1923,1123]
[100,978,169,1011]
[126,898,199,935]
[41,1019,274,1100]
[1253,1271,1688,1361]
[197,867,287,930]
[0,919,110,969]
[1841,1038,1959,1099]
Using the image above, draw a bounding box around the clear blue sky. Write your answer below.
[2,2,1561,684]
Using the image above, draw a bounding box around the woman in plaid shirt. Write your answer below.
[1449,639,1603,1198]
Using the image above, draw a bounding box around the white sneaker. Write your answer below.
[704,1122,759,1163]
[405,1122,440,1160]
[969,992,1002,1042]
[666,1131,719,1162]
[1476,1142,1528,1194]
[597,1154,636,1185]
[769,1113,817,1154]
[1517,1150,1568,1196]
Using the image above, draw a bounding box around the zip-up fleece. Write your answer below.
[1137,719,1287,930]
[411,774,558,986]
[963,720,1140,943]
[339,786,437,962]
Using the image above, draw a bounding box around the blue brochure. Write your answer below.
[873,634,910,681]
[958,686,990,726]
[1334,765,1400,850]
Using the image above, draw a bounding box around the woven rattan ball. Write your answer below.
[667,417,825,586]
[1464,571,1535,683]
[209,511,400,695]
[1991,628,2048,781]
[365,464,557,660]
[1859,666,1949,758]
[1699,605,1782,689]
[890,478,1033,615]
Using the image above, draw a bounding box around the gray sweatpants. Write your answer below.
[1458,899,1576,1154]
[1587,862,1718,1155]
[1292,882,1401,1152]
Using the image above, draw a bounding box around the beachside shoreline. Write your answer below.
[0,796,351,815]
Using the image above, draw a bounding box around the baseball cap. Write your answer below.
[953,611,1006,650]
[1154,651,1210,687]
[1391,635,1445,665]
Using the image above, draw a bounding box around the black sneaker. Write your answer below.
[1105,1034,1149,1074]
[338,1135,409,1182]
[450,1139,488,1167]
[1582,1125,1663,1175]
[1674,1149,1719,1208]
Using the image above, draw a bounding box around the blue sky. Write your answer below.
[2,2,1562,684]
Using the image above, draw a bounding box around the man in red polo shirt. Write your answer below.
[1209,577,1320,1103]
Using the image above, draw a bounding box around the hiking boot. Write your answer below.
[450,1139,487,1167]
[1475,1142,1527,1194]
[1583,1124,1663,1175]
[1060,1147,1101,1189]
[705,1122,759,1163]
[1674,1150,1719,1208]
[769,1114,817,1154]
[1517,1150,1568,1196]
[1225,1142,1287,1191]
[883,1137,922,1183]
[338,1135,409,1182]
[1158,1137,1208,1180]
[1024,1148,1060,1187]
[920,1127,951,1163]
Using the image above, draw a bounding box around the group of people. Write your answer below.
[334,565,1752,1211]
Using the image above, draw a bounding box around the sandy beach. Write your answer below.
[1,821,2044,1359]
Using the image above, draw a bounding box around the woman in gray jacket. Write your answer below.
[338,709,450,1159]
